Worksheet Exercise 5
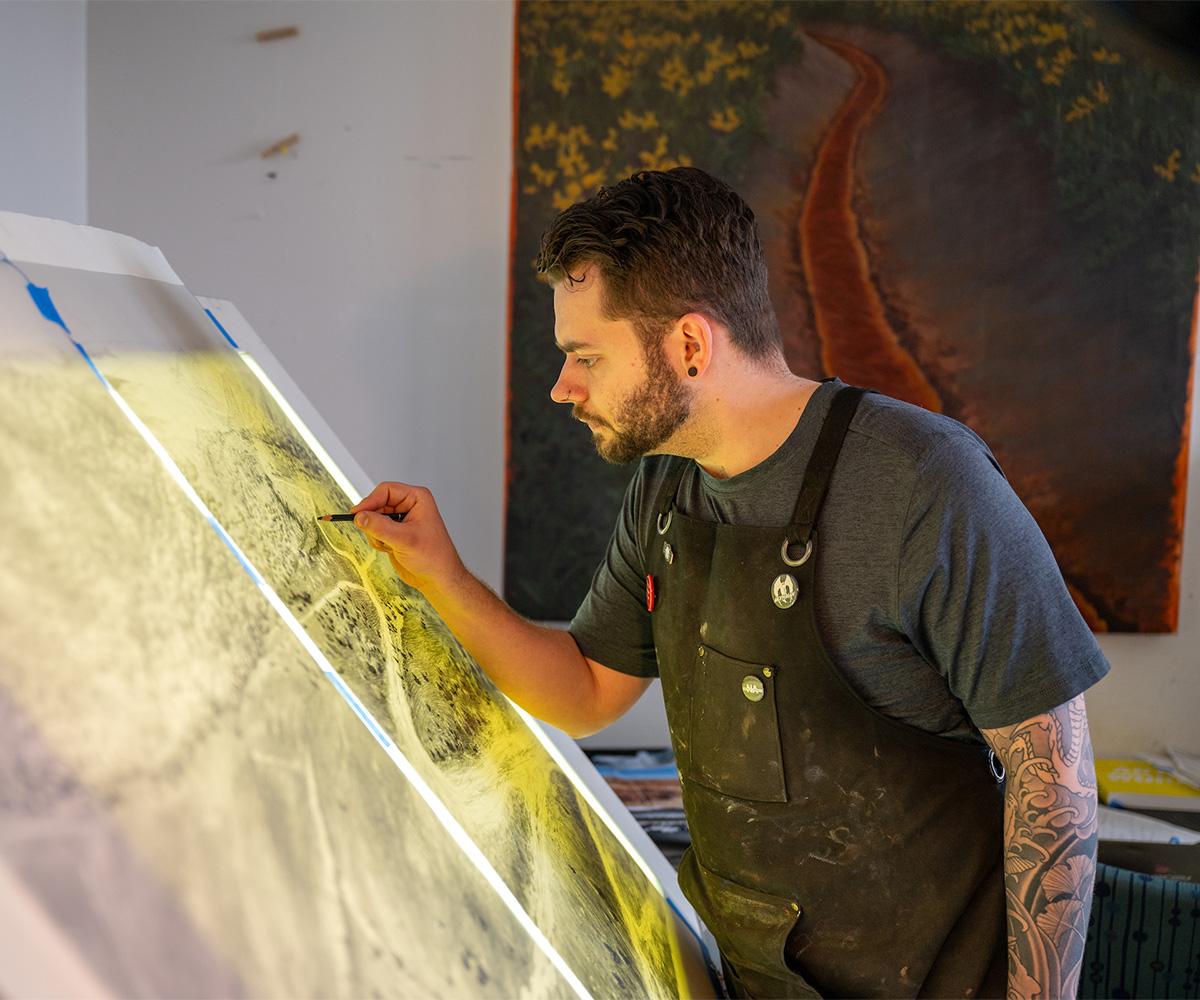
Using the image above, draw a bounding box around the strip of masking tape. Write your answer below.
[0,212,181,284]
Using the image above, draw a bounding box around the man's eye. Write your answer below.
[576,356,598,369]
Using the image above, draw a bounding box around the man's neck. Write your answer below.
[688,372,823,480]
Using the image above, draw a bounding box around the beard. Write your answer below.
[574,341,693,465]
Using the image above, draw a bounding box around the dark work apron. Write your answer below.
[645,384,1008,999]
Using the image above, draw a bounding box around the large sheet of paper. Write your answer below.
[0,214,709,999]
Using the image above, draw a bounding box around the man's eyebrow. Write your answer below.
[555,339,596,354]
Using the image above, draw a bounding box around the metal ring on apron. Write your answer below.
[988,749,1006,783]
[657,509,673,535]
[780,537,813,567]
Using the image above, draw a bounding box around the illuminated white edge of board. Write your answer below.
[198,296,704,937]
[0,211,182,285]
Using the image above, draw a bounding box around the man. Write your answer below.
[353,168,1109,998]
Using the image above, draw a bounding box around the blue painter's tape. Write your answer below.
[204,308,240,349]
[26,283,71,333]
[207,515,265,586]
[324,669,392,748]
[72,341,106,384]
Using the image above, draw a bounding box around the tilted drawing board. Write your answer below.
[0,212,712,999]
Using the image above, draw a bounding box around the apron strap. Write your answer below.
[644,456,690,556]
[787,385,869,543]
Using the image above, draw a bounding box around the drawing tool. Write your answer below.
[319,512,406,522]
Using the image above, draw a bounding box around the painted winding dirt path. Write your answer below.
[799,30,943,413]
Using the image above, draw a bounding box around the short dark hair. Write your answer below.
[535,167,782,361]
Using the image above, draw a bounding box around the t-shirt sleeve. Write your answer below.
[567,464,660,678]
[896,432,1110,729]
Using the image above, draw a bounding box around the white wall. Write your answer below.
[0,1,87,224]
[87,0,513,592]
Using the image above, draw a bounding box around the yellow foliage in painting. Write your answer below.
[709,107,742,133]
[618,109,660,131]
[602,62,633,99]
[601,127,619,152]
[529,161,558,188]
[659,54,693,96]
[552,180,584,211]
[623,133,692,174]
[1190,163,1200,185]
[1064,95,1094,123]
[639,134,671,166]
[552,70,570,96]
[1033,22,1069,45]
[726,65,751,82]
[1065,80,1112,123]
[524,123,559,152]
[1153,149,1182,183]
[1091,47,1122,64]
[556,138,591,178]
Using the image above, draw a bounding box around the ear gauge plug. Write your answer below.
[687,366,698,377]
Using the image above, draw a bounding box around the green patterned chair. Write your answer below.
[1082,863,1200,999]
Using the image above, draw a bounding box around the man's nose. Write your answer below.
[550,363,582,405]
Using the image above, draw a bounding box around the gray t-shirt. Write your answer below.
[568,379,1110,744]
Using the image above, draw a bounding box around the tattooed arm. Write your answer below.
[980,695,1098,1000]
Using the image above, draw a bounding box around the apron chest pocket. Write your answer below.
[688,644,787,802]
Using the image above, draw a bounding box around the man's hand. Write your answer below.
[350,482,467,597]
[348,481,638,737]
[981,695,1098,1000]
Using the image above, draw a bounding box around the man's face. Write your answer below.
[550,268,692,464]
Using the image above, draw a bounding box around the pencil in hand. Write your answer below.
[318,512,406,522]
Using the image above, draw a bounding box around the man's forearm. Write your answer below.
[985,696,1099,999]
[423,568,600,737]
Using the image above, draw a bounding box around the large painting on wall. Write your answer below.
[505,0,1199,632]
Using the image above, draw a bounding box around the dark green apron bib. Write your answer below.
[644,384,1008,998]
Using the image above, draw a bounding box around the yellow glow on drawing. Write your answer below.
[93,351,691,999]
[235,350,669,896]
[81,361,592,1000]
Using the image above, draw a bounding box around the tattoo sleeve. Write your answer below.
[981,695,1099,1000]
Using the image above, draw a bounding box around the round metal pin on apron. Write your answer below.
[771,574,797,609]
